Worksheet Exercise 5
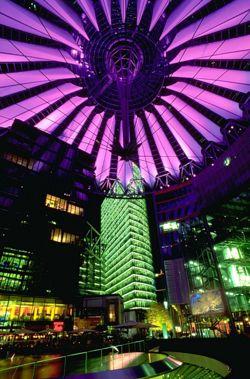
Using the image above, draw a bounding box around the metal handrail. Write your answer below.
[0,339,145,378]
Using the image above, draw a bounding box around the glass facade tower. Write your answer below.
[216,245,250,313]
[101,194,156,311]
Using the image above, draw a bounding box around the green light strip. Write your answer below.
[101,185,156,310]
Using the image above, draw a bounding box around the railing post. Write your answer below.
[85,352,87,373]
[63,356,67,378]
[100,348,103,365]
[31,362,36,379]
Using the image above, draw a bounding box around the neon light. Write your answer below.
[53,321,64,332]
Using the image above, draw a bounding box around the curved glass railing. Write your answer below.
[0,340,157,378]
[0,340,229,378]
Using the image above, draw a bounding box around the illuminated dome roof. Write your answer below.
[0,0,249,192]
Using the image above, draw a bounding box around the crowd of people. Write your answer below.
[0,329,141,359]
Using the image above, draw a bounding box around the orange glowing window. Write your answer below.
[108,303,116,322]
[46,194,84,216]
[50,228,80,244]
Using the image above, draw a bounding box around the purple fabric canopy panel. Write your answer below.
[0,0,248,192]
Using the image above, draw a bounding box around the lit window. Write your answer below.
[108,303,116,322]
[50,228,62,242]
[2,152,37,171]
[45,194,84,215]
[46,195,67,212]
[50,228,80,244]
[160,221,179,232]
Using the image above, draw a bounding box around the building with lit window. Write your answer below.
[0,121,96,329]
[101,189,157,318]
[154,132,250,335]
[75,295,123,330]
[0,293,73,331]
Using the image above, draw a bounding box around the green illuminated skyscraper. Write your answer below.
[101,184,156,312]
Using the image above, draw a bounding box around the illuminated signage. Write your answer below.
[53,321,64,332]
[190,289,224,315]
